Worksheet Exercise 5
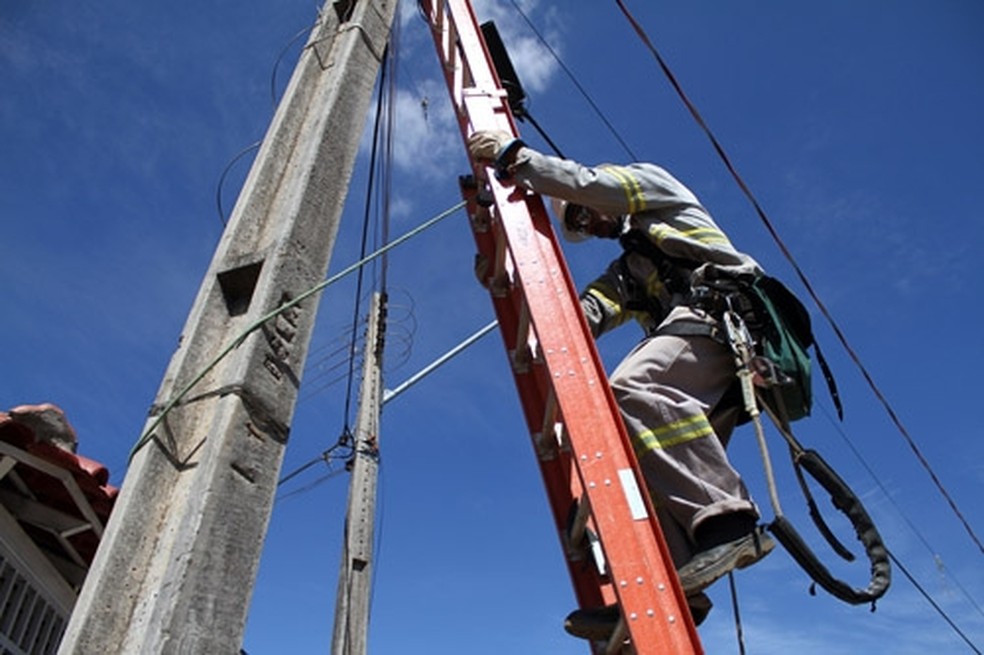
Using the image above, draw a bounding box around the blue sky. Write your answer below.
[2,1,983,653]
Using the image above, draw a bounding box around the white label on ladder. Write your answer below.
[618,468,649,520]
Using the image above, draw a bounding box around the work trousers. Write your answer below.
[610,305,758,568]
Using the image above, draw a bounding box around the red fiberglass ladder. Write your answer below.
[418,2,703,653]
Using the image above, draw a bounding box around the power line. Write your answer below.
[270,21,321,108]
[215,141,261,226]
[503,0,637,160]
[499,0,982,645]
[130,201,464,460]
[816,400,984,621]
[612,0,984,558]
[887,549,982,654]
[216,19,326,228]
[340,43,393,433]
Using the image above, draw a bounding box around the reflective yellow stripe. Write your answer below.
[648,223,731,247]
[584,286,633,330]
[585,285,621,314]
[633,414,714,455]
[602,165,646,214]
[681,226,731,245]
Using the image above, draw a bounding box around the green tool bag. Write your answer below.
[745,275,840,423]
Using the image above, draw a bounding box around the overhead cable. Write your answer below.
[887,550,982,654]
[215,141,261,226]
[129,200,464,460]
[613,0,984,558]
[816,400,984,620]
[216,18,325,228]
[340,43,393,432]
[382,320,499,405]
[504,0,637,160]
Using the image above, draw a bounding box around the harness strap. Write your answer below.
[790,446,855,562]
[618,229,696,297]
[652,319,725,343]
[763,384,854,561]
[813,340,844,420]
[719,306,891,606]
[757,391,892,606]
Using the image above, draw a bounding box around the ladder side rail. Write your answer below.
[462,186,603,613]
[481,178,698,653]
[421,1,702,652]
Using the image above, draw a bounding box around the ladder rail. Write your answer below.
[420,1,703,652]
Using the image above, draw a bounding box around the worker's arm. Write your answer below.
[514,150,707,220]
[507,143,763,275]
[579,255,660,338]
[468,131,705,218]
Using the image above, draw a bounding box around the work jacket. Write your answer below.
[512,149,762,337]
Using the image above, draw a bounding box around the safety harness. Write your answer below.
[722,297,891,606]
[619,229,892,607]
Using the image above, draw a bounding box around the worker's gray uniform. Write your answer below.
[512,148,763,566]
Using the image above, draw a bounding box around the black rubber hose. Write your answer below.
[769,449,891,605]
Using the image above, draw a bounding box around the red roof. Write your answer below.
[0,403,118,567]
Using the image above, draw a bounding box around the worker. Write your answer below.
[468,130,776,639]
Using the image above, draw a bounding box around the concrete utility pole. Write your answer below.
[331,292,386,655]
[59,1,399,653]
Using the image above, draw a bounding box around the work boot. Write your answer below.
[676,525,774,595]
[563,592,713,641]
[563,604,619,641]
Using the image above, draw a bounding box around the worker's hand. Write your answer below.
[467,130,516,163]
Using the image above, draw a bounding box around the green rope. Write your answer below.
[129,201,466,461]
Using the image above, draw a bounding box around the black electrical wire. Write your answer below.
[215,18,324,228]
[378,21,399,295]
[504,0,637,160]
[727,573,746,655]
[492,0,983,647]
[340,43,392,432]
[277,466,349,503]
[215,141,261,226]
[365,23,403,629]
[271,21,322,109]
[816,400,984,621]
[613,0,984,560]
[887,549,982,654]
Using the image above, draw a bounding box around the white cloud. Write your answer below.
[391,81,462,176]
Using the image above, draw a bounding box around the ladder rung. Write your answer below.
[488,219,510,298]
[510,301,531,373]
[533,389,561,460]
[567,496,591,550]
[564,499,608,576]
[604,617,631,655]
[468,200,491,233]
[436,1,703,651]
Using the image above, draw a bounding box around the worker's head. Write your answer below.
[550,198,622,241]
